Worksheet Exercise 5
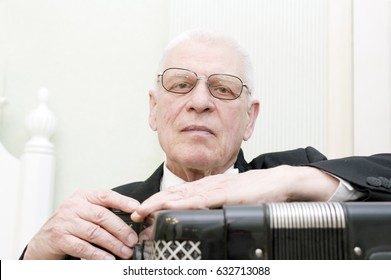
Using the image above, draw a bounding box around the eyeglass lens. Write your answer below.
[161,68,243,100]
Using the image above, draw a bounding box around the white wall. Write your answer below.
[0,0,389,235]
[0,0,169,209]
[353,0,391,155]
[169,0,330,161]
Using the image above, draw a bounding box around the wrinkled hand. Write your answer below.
[132,165,338,222]
[23,190,140,260]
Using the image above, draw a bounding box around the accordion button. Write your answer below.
[354,247,363,257]
[255,248,263,259]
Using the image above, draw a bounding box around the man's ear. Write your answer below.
[148,89,158,131]
[243,99,260,141]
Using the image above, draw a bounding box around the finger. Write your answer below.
[132,174,234,221]
[138,226,154,242]
[131,192,184,222]
[136,182,197,206]
[76,203,138,247]
[67,217,135,259]
[59,233,117,260]
[83,189,140,213]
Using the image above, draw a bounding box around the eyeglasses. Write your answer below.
[157,68,250,100]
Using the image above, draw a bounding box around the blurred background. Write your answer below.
[0,0,390,258]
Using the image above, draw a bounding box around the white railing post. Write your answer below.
[17,87,57,253]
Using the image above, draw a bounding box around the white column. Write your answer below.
[327,0,354,158]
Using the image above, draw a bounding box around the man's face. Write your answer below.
[149,40,259,180]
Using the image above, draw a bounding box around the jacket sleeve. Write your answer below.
[248,146,327,169]
[308,153,391,201]
[247,147,391,201]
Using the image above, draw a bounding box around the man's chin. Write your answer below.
[175,151,217,169]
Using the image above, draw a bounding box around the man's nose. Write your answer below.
[185,79,216,113]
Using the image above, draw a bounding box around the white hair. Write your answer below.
[157,29,255,98]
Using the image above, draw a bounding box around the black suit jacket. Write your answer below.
[114,147,391,202]
[19,147,391,260]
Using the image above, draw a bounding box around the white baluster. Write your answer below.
[17,87,57,253]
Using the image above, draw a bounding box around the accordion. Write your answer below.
[130,202,391,260]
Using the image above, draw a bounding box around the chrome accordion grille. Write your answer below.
[268,202,346,229]
[143,240,202,260]
[268,202,347,259]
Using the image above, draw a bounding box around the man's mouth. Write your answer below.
[181,125,215,135]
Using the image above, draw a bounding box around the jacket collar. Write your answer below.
[136,149,249,202]
[234,149,251,173]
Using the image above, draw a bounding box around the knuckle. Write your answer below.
[72,242,107,260]
[115,222,130,235]
[176,186,191,198]
[72,242,88,256]
[89,248,103,260]
[46,224,65,244]
[197,193,209,202]
[96,189,114,204]
[105,240,118,253]
[94,208,108,223]
[85,224,102,240]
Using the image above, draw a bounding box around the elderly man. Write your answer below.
[22,30,391,260]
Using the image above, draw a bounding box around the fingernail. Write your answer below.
[121,246,133,257]
[131,212,139,220]
[104,254,115,260]
[128,233,138,244]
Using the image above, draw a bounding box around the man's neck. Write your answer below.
[161,163,238,191]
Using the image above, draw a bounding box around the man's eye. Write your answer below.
[176,83,190,89]
[211,86,233,96]
[217,87,229,94]
[170,81,193,92]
